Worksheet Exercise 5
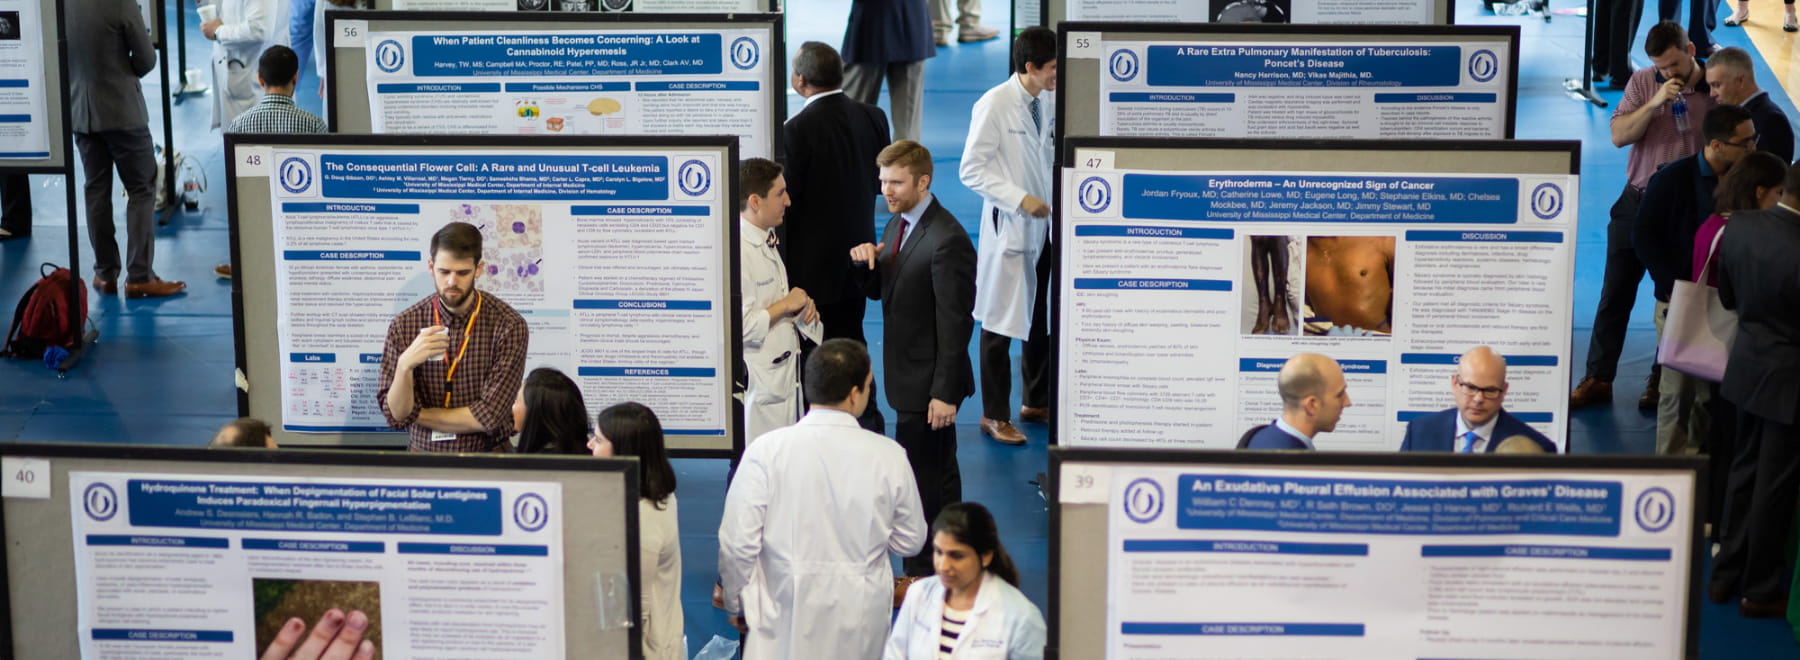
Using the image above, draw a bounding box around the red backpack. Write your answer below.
[4,263,88,359]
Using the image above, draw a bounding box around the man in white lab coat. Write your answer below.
[202,0,287,128]
[718,338,928,659]
[738,158,820,444]
[962,27,1056,446]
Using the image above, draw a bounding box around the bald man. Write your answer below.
[1400,346,1556,453]
[1243,353,1350,450]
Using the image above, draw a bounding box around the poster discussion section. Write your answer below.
[1061,25,1516,141]
[1052,0,1452,25]
[1057,141,1578,451]
[1067,459,1697,659]
[70,472,566,659]
[331,13,779,159]
[0,0,50,159]
[237,139,736,452]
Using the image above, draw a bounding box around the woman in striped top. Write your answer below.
[886,502,1046,659]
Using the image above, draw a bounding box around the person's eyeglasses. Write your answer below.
[1453,375,1505,400]
[1723,134,1760,149]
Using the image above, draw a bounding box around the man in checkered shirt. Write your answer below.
[226,45,327,135]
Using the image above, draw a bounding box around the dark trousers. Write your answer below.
[75,127,158,283]
[1,174,29,237]
[1705,395,1738,540]
[980,243,1052,419]
[1663,0,1716,53]
[895,409,961,576]
[802,295,886,434]
[1583,187,1647,383]
[1711,410,1800,602]
[1592,0,1645,82]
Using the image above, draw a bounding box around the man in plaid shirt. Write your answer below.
[226,45,327,135]
[377,222,530,452]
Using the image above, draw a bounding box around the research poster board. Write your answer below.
[378,0,771,11]
[227,135,742,457]
[1050,448,1705,660]
[1058,24,1518,142]
[1055,138,1579,451]
[326,11,784,160]
[0,443,641,659]
[0,0,55,161]
[1044,0,1455,25]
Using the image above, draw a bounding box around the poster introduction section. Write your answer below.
[1062,0,1439,24]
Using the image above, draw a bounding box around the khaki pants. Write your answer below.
[1653,301,1712,455]
[930,0,982,38]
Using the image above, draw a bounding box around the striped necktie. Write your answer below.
[1029,97,1041,132]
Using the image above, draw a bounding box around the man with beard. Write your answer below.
[377,222,530,452]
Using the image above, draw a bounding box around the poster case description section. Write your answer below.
[71,472,566,660]
[1098,42,1507,139]
[1103,467,1692,659]
[366,30,772,158]
[0,0,51,158]
[268,149,727,435]
[1058,169,1574,450]
[1067,0,1435,23]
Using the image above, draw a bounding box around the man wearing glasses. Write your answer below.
[1633,103,1756,456]
[1400,346,1555,453]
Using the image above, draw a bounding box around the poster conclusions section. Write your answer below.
[363,29,773,158]
[0,0,51,158]
[1098,465,1691,659]
[1065,0,1436,24]
[1058,167,1576,450]
[265,147,729,439]
[1098,41,1508,140]
[70,472,565,659]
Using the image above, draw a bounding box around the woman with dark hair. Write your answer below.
[510,368,589,455]
[594,402,682,660]
[886,502,1045,659]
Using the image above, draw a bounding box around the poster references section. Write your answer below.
[70,472,566,660]
[1099,42,1507,140]
[1058,168,1575,450]
[1100,466,1692,659]
[365,29,773,158]
[267,148,728,440]
[0,0,51,158]
[1066,0,1435,24]
[392,0,760,11]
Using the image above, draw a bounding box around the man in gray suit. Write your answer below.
[69,0,184,298]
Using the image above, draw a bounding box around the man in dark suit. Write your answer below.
[1707,47,1796,164]
[69,0,184,298]
[1244,353,1350,451]
[1634,104,1755,456]
[783,42,892,433]
[841,0,935,143]
[848,140,976,578]
[1708,165,1800,618]
[1400,346,1557,453]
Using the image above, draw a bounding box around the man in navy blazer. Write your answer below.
[1400,347,1557,453]
[1244,354,1351,450]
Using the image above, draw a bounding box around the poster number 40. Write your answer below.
[1,458,50,499]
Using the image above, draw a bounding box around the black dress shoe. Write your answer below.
[1740,597,1788,618]
[1707,581,1733,605]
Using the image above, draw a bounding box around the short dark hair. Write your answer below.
[1702,103,1752,144]
[258,45,301,88]
[792,41,844,90]
[1715,152,1786,215]
[597,402,677,507]
[516,368,589,455]
[803,338,871,405]
[740,158,783,206]
[430,222,483,261]
[1012,26,1057,74]
[211,417,273,448]
[1645,20,1690,57]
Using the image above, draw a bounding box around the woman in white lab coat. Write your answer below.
[887,502,1046,660]
[592,402,683,660]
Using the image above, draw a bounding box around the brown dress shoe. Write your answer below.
[1568,378,1612,408]
[92,278,117,295]
[894,576,918,609]
[981,418,1027,445]
[1019,405,1049,424]
[125,278,186,299]
[1638,374,1660,411]
[214,264,233,279]
[1740,597,1788,618]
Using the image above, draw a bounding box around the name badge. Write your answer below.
[430,431,458,443]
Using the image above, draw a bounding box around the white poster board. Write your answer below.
[1084,461,1695,658]
[0,0,50,159]
[1063,0,1441,24]
[350,25,776,159]
[1057,142,1577,451]
[389,0,763,11]
[70,471,566,659]
[251,143,733,447]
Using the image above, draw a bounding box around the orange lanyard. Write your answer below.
[434,292,482,408]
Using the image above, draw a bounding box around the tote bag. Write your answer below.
[1658,229,1736,382]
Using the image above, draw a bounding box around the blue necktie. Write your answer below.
[1029,97,1041,132]
[1458,430,1480,453]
